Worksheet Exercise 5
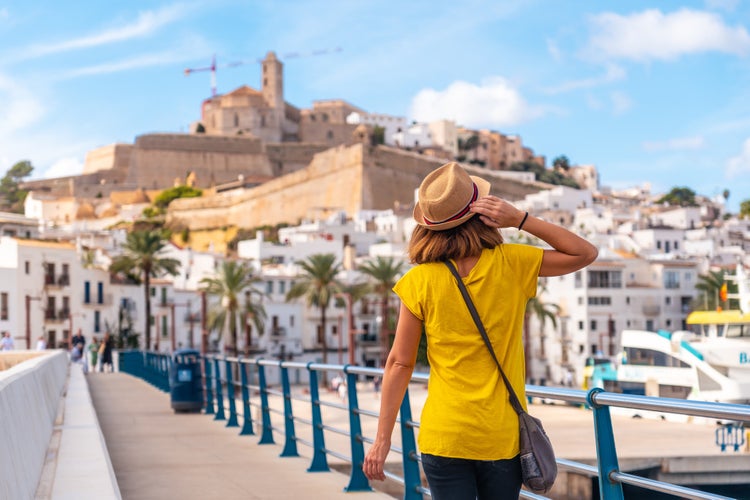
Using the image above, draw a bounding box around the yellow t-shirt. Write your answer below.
[393,244,543,460]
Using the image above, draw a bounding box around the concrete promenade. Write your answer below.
[85,370,750,499]
[87,372,391,500]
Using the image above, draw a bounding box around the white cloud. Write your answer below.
[58,49,199,80]
[0,8,8,20]
[42,157,85,179]
[409,78,543,128]
[642,136,705,152]
[705,0,739,11]
[585,8,750,61]
[726,138,750,179]
[542,64,625,94]
[14,3,190,61]
[0,74,45,134]
[610,91,632,115]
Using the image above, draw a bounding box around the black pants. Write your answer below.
[421,453,522,500]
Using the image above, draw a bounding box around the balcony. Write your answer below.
[82,293,113,306]
[44,274,71,288]
[58,309,70,320]
[57,274,70,286]
[44,309,67,322]
[270,327,287,338]
[642,303,661,316]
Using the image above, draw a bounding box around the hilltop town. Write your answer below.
[2,51,748,387]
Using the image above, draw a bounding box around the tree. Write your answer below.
[286,254,344,376]
[657,187,697,207]
[372,125,385,145]
[552,155,571,171]
[524,289,560,382]
[109,230,180,351]
[740,199,750,219]
[200,260,266,355]
[694,270,738,311]
[153,185,203,213]
[357,256,405,365]
[0,160,34,213]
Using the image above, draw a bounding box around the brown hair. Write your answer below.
[408,215,503,264]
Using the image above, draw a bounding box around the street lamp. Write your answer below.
[334,292,357,366]
[25,295,41,349]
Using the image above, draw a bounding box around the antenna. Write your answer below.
[184,47,343,97]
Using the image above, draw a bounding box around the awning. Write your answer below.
[686,310,750,325]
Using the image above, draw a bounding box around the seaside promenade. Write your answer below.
[83,370,750,500]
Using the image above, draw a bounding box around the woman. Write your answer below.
[362,162,597,499]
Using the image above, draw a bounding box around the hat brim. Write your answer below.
[413,176,491,231]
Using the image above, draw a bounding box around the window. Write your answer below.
[160,287,167,306]
[665,296,671,305]
[162,316,168,337]
[574,272,582,288]
[150,287,156,297]
[578,321,584,330]
[266,281,273,294]
[25,261,30,274]
[588,270,622,288]
[279,281,286,294]
[588,296,612,305]
[84,281,91,304]
[326,130,334,140]
[0,292,7,320]
[590,320,598,331]
[94,311,101,333]
[664,271,680,289]
[624,347,689,368]
[97,282,104,304]
[626,297,631,305]
[290,315,295,327]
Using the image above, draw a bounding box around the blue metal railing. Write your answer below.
[118,351,750,500]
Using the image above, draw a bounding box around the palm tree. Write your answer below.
[357,256,405,365]
[200,260,266,355]
[695,270,725,311]
[523,288,560,382]
[109,229,180,351]
[286,254,343,372]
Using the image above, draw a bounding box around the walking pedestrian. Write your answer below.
[0,331,14,351]
[362,162,597,499]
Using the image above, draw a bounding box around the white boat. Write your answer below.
[588,262,750,406]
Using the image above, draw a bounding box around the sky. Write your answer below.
[1,0,750,212]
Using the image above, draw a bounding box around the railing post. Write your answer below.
[279,362,299,457]
[587,388,624,500]
[224,357,239,427]
[257,361,275,444]
[306,364,329,472]
[213,357,226,421]
[399,388,423,500]
[343,367,372,492]
[204,357,215,415]
[239,360,255,435]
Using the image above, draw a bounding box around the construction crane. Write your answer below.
[184,47,343,97]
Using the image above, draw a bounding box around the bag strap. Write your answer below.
[444,260,525,415]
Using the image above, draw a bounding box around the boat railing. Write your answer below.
[119,351,750,500]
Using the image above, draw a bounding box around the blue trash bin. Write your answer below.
[169,349,204,412]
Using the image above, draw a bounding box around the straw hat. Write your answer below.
[413,162,490,231]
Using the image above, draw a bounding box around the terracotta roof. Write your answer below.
[226,85,262,97]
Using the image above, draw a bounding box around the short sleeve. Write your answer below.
[501,244,543,299]
[393,268,425,321]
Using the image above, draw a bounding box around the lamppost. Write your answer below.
[334,292,357,366]
[169,301,195,352]
[25,295,41,349]
[200,290,208,355]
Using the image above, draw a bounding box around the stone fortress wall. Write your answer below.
[166,143,543,231]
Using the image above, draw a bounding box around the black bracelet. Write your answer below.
[518,211,529,231]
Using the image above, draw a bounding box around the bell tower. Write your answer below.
[261,51,284,113]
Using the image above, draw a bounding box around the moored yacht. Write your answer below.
[587,262,750,405]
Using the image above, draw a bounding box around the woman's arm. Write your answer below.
[471,195,598,277]
[362,304,422,481]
